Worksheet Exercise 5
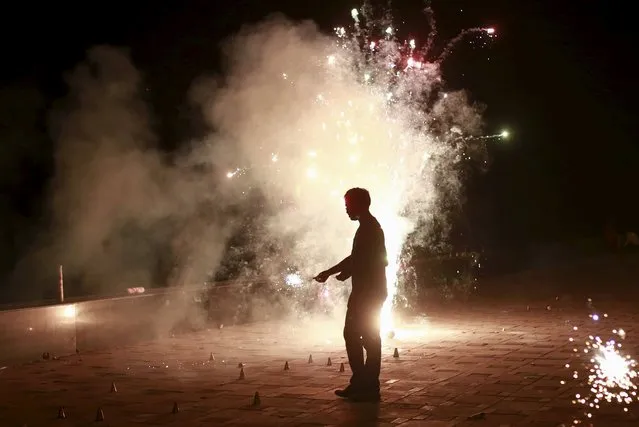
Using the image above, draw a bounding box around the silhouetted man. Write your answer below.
[314,188,388,402]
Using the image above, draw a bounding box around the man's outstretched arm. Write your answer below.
[314,256,351,282]
[326,256,351,275]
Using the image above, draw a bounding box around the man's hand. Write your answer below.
[313,271,331,283]
[314,256,351,283]
[335,271,351,281]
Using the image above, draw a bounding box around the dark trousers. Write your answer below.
[343,297,384,391]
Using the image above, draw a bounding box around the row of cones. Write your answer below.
[282,357,342,370]
[57,402,180,421]
[57,407,106,421]
[225,348,401,364]
[238,360,343,379]
[237,348,401,380]
[211,347,400,367]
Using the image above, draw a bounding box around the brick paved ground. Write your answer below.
[1,298,638,427]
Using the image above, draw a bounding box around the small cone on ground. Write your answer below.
[239,367,245,380]
[308,354,313,363]
[209,352,214,361]
[57,406,66,419]
[339,362,345,372]
[327,357,332,366]
[284,361,289,371]
[110,381,117,393]
[251,391,261,406]
[95,407,104,422]
[172,402,179,414]
[393,347,400,358]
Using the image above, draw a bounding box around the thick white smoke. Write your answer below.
[191,14,485,326]
[14,8,486,330]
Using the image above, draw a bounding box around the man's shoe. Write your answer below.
[334,384,357,398]
[348,389,381,402]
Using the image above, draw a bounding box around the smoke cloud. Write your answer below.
[189,14,484,321]
[11,9,485,329]
[11,46,232,299]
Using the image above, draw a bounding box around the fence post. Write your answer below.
[59,265,64,303]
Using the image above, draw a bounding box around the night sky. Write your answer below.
[1,0,637,291]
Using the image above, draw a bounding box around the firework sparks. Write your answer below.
[285,273,303,288]
[437,27,498,63]
[566,307,638,424]
[218,3,495,332]
[452,129,510,143]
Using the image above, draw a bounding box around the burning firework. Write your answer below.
[217,3,496,333]
[565,304,638,424]
[285,272,303,288]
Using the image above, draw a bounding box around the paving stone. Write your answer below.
[1,300,638,426]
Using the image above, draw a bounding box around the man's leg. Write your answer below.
[344,305,366,387]
[336,304,365,397]
[352,303,383,400]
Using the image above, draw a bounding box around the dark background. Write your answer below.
[1,0,637,300]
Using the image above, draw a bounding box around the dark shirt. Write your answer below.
[350,214,388,302]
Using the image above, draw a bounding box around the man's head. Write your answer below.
[344,187,371,220]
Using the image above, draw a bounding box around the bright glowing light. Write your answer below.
[500,130,509,139]
[285,273,303,287]
[306,167,318,179]
[351,8,359,23]
[566,310,638,424]
[595,343,636,392]
[60,304,76,319]
[485,27,495,35]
